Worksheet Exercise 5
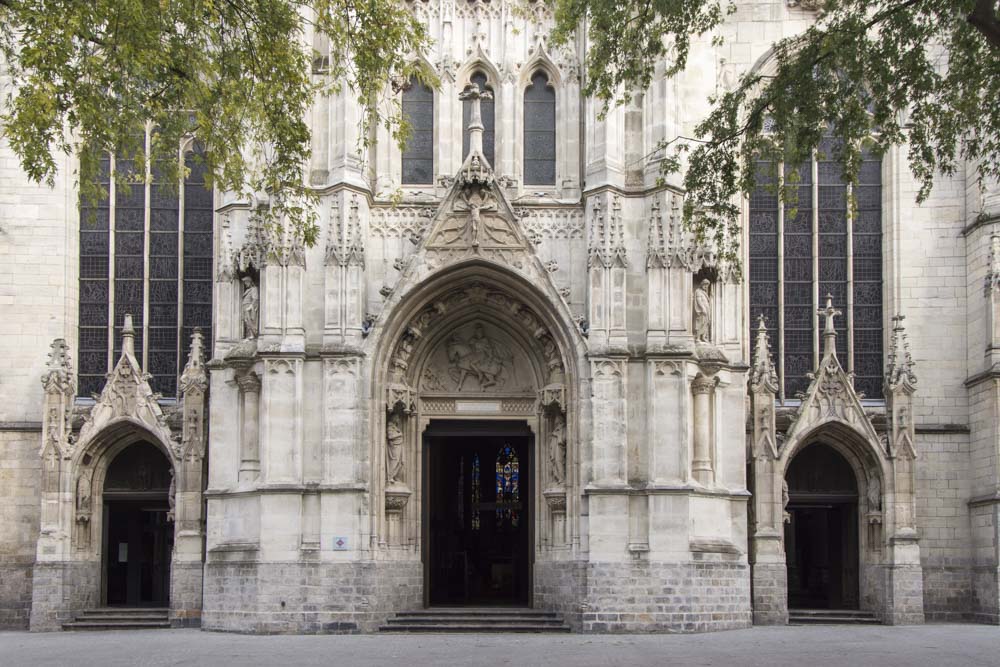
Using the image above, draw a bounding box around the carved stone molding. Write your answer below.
[326,194,366,267]
[543,490,567,512]
[385,489,411,513]
[588,195,627,269]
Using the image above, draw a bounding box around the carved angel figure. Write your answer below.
[694,279,712,343]
[549,416,567,486]
[241,276,259,339]
[386,412,405,485]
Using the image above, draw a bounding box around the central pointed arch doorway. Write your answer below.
[424,420,534,606]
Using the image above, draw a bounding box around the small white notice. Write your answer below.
[118,543,128,563]
[332,536,349,551]
[455,400,501,413]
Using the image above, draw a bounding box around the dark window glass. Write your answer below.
[747,145,883,401]
[77,141,214,399]
[402,77,434,184]
[182,143,214,373]
[523,71,556,185]
[78,155,111,397]
[463,71,495,166]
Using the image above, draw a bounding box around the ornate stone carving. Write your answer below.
[588,196,627,269]
[750,316,779,394]
[41,339,74,459]
[782,296,882,455]
[179,329,208,462]
[386,412,405,485]
[76,315,176,458]
[388,282,565,391]
[548,414,567,486]
[369,206,434,239]
[241,276,259,339]
[520,208,585,242]
[886,314,917,393]
[445,324,513,391]
[867,471,882,512]
[326,195,365,267]
[693,279,712,343]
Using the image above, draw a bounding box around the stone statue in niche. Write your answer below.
[386,412,405,485]
[693,279,712,343]
[241,275,259,339]
[548,415,567,486]
[446,324,512,391]
[167,469,176,523]
[76,475,91,515]
[867,472,882,512]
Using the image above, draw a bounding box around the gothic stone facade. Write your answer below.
[2,0,1000,633]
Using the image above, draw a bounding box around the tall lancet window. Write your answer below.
[748,136,884,401]
[77,137,214,398]
[495,444,520,528]
[463,71,495,165]
[401,75,434,185]
[523,71,556,186]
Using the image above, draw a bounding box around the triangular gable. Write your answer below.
[782,298,883,458]
[75,315,175,455]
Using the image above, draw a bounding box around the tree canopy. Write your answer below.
[0,0,433,243]
[552,0,1000,261]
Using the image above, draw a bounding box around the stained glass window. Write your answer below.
[402,76,434,185]
[748,139,883,400]
[463,71,495,165]
[471,454,481,531]
[523,71,556,186]
[495,444,520,528]
[77,136,214,398]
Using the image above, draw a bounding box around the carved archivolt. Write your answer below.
[386,281,566,405]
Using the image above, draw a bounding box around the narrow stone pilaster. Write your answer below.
[236,370,261,485]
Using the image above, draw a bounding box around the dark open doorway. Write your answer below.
[784,443,860,610]
[424,421,533,607]
[102,441,173,607]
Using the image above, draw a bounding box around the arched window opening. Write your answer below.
[402,76,434,184]
[463,71,495,165]
[523,71,555,186]
[78,136,215,398]
[495,444,520,528]
[748,135,883,400]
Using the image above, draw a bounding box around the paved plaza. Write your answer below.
[1,625,999,667]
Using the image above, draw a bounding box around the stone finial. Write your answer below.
[750,315,779,394]
[179,329,209,394]
[457,83,494,187]
[121,313,136,358]
[886,314,917,392]
[817,294,842,358]
[42,338,74,394]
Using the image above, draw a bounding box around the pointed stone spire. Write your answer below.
[751,315,779,393]
[886,314,917,392]
[457,83,494,186]
[179,328,209,395]
[121,313,136,359]
[817,294,842,358]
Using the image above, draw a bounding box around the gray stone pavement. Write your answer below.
[1,625,999,667]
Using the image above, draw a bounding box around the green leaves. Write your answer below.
[0,0,431,242]
[553,0,1000,265]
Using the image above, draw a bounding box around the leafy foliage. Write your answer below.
[0,0,434,243]
[552,0,1000,262]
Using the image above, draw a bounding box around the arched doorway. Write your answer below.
[784,443,860,610]
[424,419,534,606]
[102,441,174,607]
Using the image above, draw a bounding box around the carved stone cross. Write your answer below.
[817,293,842,358]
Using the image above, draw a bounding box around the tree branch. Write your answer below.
[968,0,1000,49]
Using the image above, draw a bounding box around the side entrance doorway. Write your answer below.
[424,421,533,607]
[784,443,860,610]
[102,441,174,607]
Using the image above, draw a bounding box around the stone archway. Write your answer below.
[367,263,585,610]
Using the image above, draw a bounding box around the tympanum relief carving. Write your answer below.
[419,322,532,394]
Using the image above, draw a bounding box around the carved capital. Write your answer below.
[235,370,261,395]
[691,374,716,395]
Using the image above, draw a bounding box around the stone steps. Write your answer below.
[63,607,171,631]
[788,608,881,625]
[380,607,571,633]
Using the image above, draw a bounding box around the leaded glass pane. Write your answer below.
[523,71,556,185]
[79,154,111,394]
[402,77,434,185]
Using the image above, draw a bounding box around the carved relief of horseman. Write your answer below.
[446,324,512,390]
